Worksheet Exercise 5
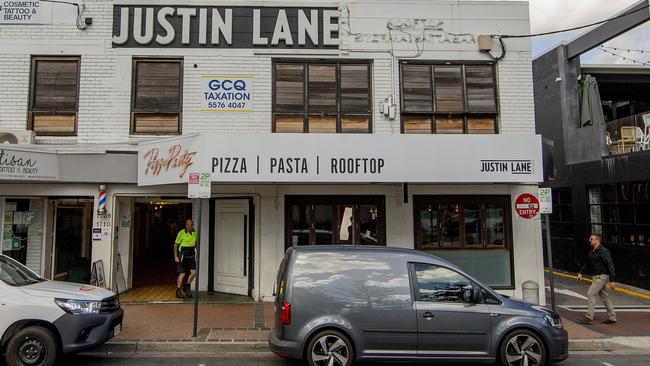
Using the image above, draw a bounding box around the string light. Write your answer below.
[600,45,648,54]
[598,46,649,66]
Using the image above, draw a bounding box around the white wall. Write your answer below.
[0,0,535,143]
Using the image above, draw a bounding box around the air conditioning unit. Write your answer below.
[0,130,35,144]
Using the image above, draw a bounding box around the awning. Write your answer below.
[137,133,543,186]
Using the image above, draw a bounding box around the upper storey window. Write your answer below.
[273,61,372,133]
[29,57,80,136]
[400,62,498,134]
[131,58,183,135]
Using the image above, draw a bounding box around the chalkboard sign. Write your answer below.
[114,254,127,294]
[90,260,106,288]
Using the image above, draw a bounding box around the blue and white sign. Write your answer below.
[201,75,254,112]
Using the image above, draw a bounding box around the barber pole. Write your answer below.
[98,190,107,215]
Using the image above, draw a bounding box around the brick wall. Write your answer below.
[0,0,536,143]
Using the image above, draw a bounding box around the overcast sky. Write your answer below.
[528,0,650,64]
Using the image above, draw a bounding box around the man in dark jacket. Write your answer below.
[577,234,617,324]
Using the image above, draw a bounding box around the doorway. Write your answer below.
[212,199,251,296]
[52,200,93,283]
[130,200,192,291]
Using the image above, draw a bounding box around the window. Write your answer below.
[285,196,385,247]
[415,196,509,249]
[273,61,372,133]
[413,263,472,303]
[131,58,183,135]
[549,188,574,240]
[29,57,80,135]
[589,182,650,246]
[400,62,497,134]
[414,196,513,288]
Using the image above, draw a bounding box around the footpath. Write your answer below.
[90,273,650,357]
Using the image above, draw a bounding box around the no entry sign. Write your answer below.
[515,193,539,219]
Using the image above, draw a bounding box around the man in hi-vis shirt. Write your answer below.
[174,219,197,299]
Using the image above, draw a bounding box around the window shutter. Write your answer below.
[308,64,337,113]
[401,64,433,113]
[466,65,497,113]
[340,64,370,113]
[134,61,181,113]
[433,66,464,112]
[274,63,305,112]
[33,59,78,112]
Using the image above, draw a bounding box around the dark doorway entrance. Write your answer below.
[52,200,93,283]
[131,200,192,292]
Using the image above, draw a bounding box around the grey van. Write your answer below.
[268,246,568,366]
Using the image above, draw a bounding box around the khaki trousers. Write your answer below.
[586,274,617,321]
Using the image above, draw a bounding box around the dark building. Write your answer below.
[533,0,650,290]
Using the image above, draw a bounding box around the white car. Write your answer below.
[0,254,123,366]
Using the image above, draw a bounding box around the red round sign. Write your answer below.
[515,193,539,219]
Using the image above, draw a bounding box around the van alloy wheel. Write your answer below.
[504,334,543,366]
[310,334,350,366]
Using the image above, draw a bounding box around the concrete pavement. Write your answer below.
[65,352,650,366]
[90,272,650,356]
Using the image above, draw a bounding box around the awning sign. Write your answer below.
[201,76,253,112]
[0,147,58,181]
[138,134,543,186]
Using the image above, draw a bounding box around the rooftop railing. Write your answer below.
[605,111,650,155]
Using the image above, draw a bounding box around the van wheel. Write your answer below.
[500,329,546,366]
[306,330,353,366]
[5,326,57,366]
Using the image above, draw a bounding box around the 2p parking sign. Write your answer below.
[201,75,254,112]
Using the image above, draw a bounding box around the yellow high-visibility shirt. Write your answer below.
[175,229,197,248]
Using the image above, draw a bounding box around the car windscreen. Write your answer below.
[0,256,44,287]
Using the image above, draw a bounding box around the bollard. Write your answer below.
[522,280,540,305]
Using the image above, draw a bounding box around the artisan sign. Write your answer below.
[112,6,339,48]
[201,76,253,112]
[138,134,543,186]
[0,0,44,24]
[0,147,58,181]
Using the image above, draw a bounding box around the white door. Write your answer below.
[214,199,249,296]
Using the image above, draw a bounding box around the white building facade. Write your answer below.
[0,0,544,303]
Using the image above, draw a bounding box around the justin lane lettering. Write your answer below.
[480,160,533,174]
[112,6,339,48]
[0,149,39,174]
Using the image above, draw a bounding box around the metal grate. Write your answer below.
[100,296,120,314]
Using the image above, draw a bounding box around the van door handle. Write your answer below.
[420,311,434,319]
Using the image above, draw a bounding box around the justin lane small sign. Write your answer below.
[480,159,535,175]
[112,6,339,48]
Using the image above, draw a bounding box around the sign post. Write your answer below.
[188,172,211,337]
[539,188,556,312]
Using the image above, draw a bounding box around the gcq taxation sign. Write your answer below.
[137,134,543,186]
[201,76,253,112]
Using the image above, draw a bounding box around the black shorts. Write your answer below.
[177,248,196,273]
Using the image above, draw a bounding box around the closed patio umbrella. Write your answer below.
[580,74,605,127]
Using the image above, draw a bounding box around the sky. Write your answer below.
[528,0,650,64]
